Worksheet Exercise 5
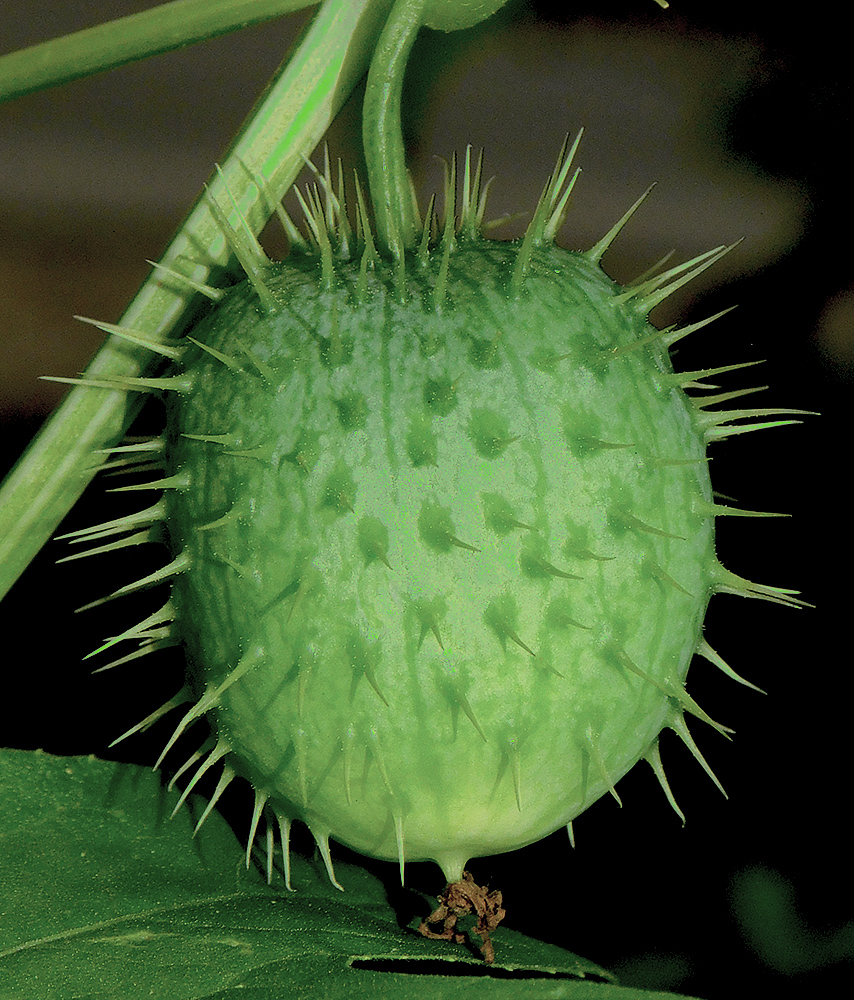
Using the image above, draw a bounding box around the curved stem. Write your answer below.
[362,0,427,259]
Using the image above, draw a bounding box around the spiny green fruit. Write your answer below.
[67,139,805,895]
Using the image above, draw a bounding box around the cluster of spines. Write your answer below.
[49,134,811,889]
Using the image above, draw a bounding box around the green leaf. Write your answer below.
[0,749,703,999]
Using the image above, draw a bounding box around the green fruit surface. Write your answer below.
[166,241,716,882]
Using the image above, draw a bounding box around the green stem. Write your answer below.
[0,0,394,602]
[362,0,427,258]
[0,0,316,103]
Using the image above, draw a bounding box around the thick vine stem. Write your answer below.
[0,1,315,103]
[422,0,511,32]
[363,0,428,259]
[0,0,396,603]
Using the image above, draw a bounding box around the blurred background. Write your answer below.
[0,2,848,997]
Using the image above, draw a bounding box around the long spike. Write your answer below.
[645,559,693,597]
[666,358,763,389]
[455,689,487,743]
[460,145,474,236]
[475,176,494,234]
[152,684,221,769]
[57,528,155,564]
[232,337,276,385]
[92,436,166,471]
[265,822,276,885]
[274,202,310,251]
[167,743,209,792]
[661,306,738,349]
[108,685,194,748]
[706,418,805,442]
[644,739,685,824]
[107,471,190,494]
[235,158,311,257]
[145,259,227,301]
[293,185,320,244]
[714,566,811,609]
[275,811,294,891]
[206,173,278,314]
[668,684,733,738]
[98,458,165,477]
[311,828,344,891]
[543,129,584,241]
[511,141,576,296]
[302,148,344,239]
[196,502,245,533]
[508,739,522,811]
[617,245,726,302]
[697,639,766,694]
[407,169,423,248]
[182,431,242,448]
[614,646,667,692]
[462,147,492,237]
[75,550,191,611]
[460,146,489,240]
[171,741,231,819]
[119,375,192,394]
[336,158,354,255]
[40,373,190,394]
[585,727,622,806]
[322,146,335,234]
[586,184,656,263]
[209,645,269,702]
[73,316,185,360]
[614,508,685,540]
[696,500,789,520]
[626,250,676,288]
[699,405,814,434]
[92,634,176,673]
[246,788,269,869]
[640,242,742,312]
[394,813,406,886]
[186,337,245,373]
[302,183,335,288]
[668,712,727,798]
[417,192,436,266]
[84,600,175,660]
[97,435,164,453]
[353,170,379,261]
[692,385,768,410]
[214,163,272,265]
[367,727,395,799]
[432,153,456,311]
[600,327,664,361]
[615,650,730,736]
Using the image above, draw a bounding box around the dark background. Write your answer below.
[0,2,847,997]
